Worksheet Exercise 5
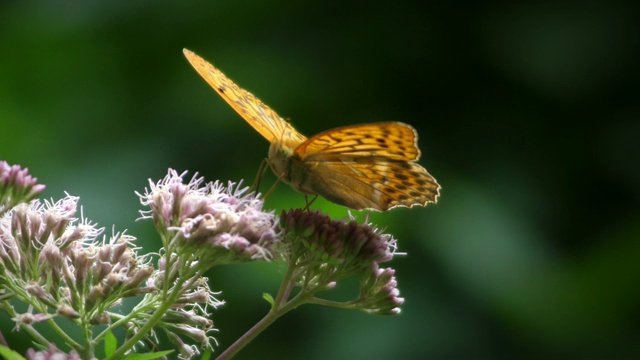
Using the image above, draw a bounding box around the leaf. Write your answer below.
[104,330,117,357]
[0,344,25,360]
[262,292,274,306]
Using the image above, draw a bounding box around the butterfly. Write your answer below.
[183,49,440,211]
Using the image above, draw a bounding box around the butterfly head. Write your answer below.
[267,142,295,182]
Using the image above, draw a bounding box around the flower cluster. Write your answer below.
[127,169,281,356]
[138,170,278,266]
[0,194,154,326]
[0,164,227,358]
[0,160,411,359]
[0,161,45,215]
[278,209,403,314]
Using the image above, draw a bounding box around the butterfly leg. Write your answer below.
[251,158,271,193]
[263,177,281,201]
[303,194,318,212]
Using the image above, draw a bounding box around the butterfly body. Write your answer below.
[267,141,298,182]
[183,49,441,211]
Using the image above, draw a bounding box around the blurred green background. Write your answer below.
[1,0,639,358]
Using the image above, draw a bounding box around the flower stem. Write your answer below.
[1,300,49,348]
[109,260,203,359]
[307,297,357,309]
[215,305,282,360]
[81,318,94,360]
[216,266,310,359]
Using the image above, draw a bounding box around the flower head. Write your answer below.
[0,193,156,327]
[357,264,404,315]
[0,195,101,283]
[279,209,397,289]
[138,170,278,265]
[0,161,46,214]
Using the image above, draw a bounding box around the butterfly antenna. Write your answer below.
[251,158,270,193]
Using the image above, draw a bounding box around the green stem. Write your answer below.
[272,265,296,308]
[93,301,153,344]
[1,300,49,348]
[306,297,358,309]
[109,244,180,359]
[81,316,94,360]
[216,266,310,360]
[44,316,82,349]
[2,279,82,350]
[215,305,284,360]
[109,287,183,359]
[21,324,50,347]
[109,265,204,360]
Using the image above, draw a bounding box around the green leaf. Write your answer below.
[0,344,25,360]
[104,330,117,357]
[262,292,274,306]
[122,350,173,360]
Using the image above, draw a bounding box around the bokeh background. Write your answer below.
[2,0,639,358]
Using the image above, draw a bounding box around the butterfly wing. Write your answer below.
[183,49,307,148]
[295,122,421,161]
[292,122,440,211]
[297,158,440,210]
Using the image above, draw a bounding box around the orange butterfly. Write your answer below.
[183,49,440,211]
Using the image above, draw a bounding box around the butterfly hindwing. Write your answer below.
[297,156,440,211]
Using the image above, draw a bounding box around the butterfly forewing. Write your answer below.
[294,122,420,161]
[183,49,307,148]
